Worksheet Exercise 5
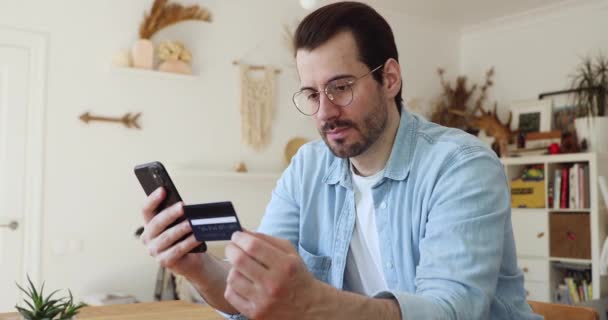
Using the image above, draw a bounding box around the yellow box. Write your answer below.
[511,178,545,208]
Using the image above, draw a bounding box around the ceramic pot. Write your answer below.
[131,39,154,69]
[575,116,608,152]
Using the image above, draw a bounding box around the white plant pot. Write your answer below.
[575,116,608,152]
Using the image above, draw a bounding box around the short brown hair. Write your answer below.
[294,1,403,111]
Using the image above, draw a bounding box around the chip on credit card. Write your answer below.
[183,201,243,242]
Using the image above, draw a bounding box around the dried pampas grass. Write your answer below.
[139,0,212,39]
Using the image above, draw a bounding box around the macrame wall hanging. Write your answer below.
[238,62,279,150]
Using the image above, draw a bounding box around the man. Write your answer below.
[140,2,541,319]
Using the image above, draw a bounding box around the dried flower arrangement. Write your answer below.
[157,40,193,74]
[430,68,487,131]
[129,0,212,71]
[158,40,192,62]
[138,0,212,39]
[432,68,515,157]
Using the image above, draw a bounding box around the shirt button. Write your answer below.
[387,262,394,269]
[380,202,387,209]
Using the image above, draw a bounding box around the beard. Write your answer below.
[319,98,388,159]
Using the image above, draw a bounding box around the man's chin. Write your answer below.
[324,138,366,158]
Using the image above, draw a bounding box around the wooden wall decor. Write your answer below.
[79,112,142,129]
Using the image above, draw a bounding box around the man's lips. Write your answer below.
[325,126,352,139]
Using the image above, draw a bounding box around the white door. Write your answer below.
[0,44,30,312]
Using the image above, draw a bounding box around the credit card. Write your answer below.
[183,201,242,242]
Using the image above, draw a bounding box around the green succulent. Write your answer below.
[15,275,86,320]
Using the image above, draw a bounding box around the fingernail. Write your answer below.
[231,231,241,241]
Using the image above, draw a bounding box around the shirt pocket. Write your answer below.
[298,243,332,283]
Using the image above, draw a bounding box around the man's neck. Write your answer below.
[350,107,401,177]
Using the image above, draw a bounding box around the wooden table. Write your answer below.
[0,301,224,320]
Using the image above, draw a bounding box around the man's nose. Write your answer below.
[315,92,341,122]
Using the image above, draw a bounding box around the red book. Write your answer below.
[561,167,569,209]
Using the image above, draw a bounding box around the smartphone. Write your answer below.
[134,161,206,253]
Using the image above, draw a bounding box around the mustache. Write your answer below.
[321,119,356,132]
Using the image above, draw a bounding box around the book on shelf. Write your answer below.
[569,164,579,209]
[566,277,580,303]
[553,163,590,210]
[555,284,571,304]
[525,130,561,149]
[560,168,569,209]
[553,263,592,304]
[554,170,562,209]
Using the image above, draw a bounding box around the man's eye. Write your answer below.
[307,92,320,101]
[330,80,353,92]
[334,84,350,92]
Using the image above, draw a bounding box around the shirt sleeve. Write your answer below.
[376,146,511,319]
[256,146,303,247]
[215,147,305,320]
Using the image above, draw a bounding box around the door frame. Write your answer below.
[0,26,47,285]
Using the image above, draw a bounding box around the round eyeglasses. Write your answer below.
[292,64,384,116]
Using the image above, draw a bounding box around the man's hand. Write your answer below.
[225,231,323,319]
[140,187,239,314]
[140,187,205,279]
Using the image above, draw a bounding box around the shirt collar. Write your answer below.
[323,109,416,187]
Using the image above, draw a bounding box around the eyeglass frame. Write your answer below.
[292,64,384,116]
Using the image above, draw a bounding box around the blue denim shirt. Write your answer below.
[225,110,541,320]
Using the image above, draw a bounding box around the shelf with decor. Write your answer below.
[109,66,199,80]
[501,152,608,303]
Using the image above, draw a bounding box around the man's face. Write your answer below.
[295,32,389,158]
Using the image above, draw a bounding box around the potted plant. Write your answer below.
[15,276,86,320]
[571,53,608,152]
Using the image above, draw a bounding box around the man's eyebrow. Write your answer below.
[300,74,355,91]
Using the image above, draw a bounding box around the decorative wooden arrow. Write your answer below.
[79,112,142,129]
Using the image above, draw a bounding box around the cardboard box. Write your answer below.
[550,212,591,259]
[511,178,546,208]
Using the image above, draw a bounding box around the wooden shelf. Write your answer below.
[511,208,548,214]
[548,208,591,213]
[176,171,281,180]
[168,166,281,180]
[109,66,199,80]
[501,152,597,165]
[549,257,592,265]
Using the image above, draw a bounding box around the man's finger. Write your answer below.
[141,201,184,243]
[148,220,193,256]
[142,187,165,224]
[247,230,295,254]
[226,269,257,299]
[230,231,283,267]
[224,284,253,317]
[225,242,267,281]
[155,234,202,268]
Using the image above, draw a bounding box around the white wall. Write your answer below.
[460,0,608,120]
[0,0,459,302]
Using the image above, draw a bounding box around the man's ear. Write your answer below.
[382,58,402,100]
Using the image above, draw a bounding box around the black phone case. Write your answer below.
[134,161,206,253]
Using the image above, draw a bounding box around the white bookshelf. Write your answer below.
[501,152,608,302]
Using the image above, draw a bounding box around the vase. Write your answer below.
[575,116,608,152]
[157,60,192,75]
[131,39,154,69]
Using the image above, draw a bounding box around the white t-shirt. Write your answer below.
[343,165,388,296]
